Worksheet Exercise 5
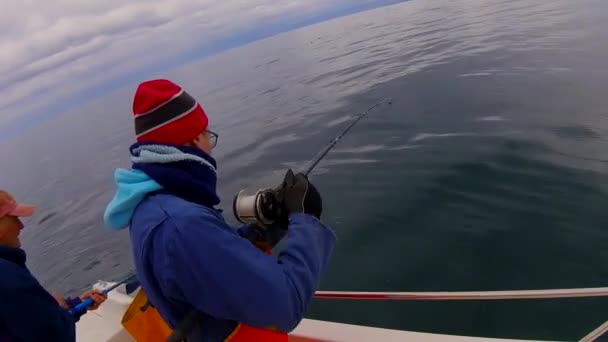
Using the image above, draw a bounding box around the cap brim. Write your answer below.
[10,204,35,217]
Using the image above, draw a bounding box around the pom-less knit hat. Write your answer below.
[132,79,208,145]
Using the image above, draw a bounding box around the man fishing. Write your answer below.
[0,190,107,341]
[104,79,336,341]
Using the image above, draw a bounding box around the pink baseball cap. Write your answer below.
[0,191,35,218]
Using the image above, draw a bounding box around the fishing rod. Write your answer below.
[169,100,391,341]
[68,273,137,317]
[233,97,392,226]
[303,98,392,176]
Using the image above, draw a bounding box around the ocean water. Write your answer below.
[2,0,608,340]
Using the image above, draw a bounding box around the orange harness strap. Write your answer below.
[225,323,288,342]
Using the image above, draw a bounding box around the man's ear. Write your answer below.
[188,134,202,146]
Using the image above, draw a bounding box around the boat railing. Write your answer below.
[313,287,608,341]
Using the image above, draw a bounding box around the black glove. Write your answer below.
[242,223,286,250]
[281,169,323,219]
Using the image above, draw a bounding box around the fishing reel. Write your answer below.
[234,98,392,227]
[232,188,285,227]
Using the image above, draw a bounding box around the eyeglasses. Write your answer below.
[206,130,219,149]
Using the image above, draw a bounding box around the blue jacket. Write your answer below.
[105,166,336,341]
[0,247,76,342]
[130,194,335,341]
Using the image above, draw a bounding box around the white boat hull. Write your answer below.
[75,281,548,342]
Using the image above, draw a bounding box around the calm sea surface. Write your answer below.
[2,0,608,340]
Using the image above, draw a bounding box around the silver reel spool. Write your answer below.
[232,189,280,227]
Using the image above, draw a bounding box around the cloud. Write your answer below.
[0,0,390,126]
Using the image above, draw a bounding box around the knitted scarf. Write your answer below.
[130,142,220,208]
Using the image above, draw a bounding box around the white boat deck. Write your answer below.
[76,282,547,342]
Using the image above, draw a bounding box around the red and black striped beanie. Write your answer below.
[132,79,208,145]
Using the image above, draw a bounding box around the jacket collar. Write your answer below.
[0,246,26,267]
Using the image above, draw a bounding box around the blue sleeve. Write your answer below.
[0,277,75,341]
[166,213,335,332]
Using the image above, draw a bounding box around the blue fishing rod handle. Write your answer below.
[66,274,136,316]
[68,297,95,316]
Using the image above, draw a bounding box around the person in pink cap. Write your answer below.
[0,190,107,341]
[0,190,35,248]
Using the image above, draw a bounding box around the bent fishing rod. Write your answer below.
[233,97,393,226]
[168,98,393,342]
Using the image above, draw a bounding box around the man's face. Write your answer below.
[192,131,214,155]
[0,216,24,248]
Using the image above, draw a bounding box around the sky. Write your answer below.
[0,0,405,135]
